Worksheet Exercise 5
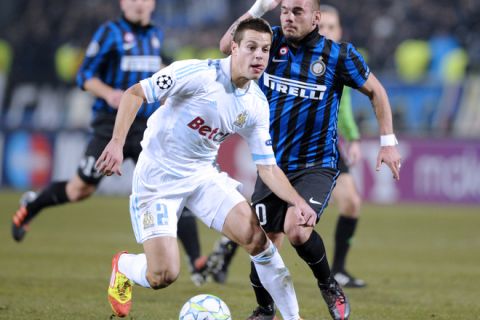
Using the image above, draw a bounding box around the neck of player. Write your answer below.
[230,68,251,89]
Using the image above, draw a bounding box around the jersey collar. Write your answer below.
[220,56,251,96]
[285,26,321,48]
[120,15,154,31]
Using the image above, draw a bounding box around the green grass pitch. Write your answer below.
[1,190,479,319]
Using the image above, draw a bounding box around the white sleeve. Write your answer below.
[239,101,276,166]
[139,60,207,104]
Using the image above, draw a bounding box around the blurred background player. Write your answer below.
[9,0,206,284]
[318,4,366,289]
[218,0,401,319]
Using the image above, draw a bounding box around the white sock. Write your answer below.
[250,242,299,320]
[118,253,151,288]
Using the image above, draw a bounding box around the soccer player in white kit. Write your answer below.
[95,18,315,320]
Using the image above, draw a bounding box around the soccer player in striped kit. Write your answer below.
[10,0,208,282]
[219,1,401,319]
[12,0,165,240]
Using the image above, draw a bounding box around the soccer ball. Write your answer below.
[179,294,231,320]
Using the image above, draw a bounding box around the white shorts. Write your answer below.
[129,155,246,243]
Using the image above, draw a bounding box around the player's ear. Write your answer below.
[230,40,239,55]
[314,10,321,26]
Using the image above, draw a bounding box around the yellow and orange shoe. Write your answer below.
[108,251,133,318]
[12,191,37,242]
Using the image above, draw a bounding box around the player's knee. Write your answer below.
[342,194,362,217]
[240,225,268,255]
[285,223,311,246]
[147,268,179,289]
[66,181,96,202]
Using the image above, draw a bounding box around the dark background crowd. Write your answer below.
[0,0,479,136]
[1,0,479,82]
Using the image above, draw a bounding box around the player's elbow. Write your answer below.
[257,164,275,180]
[126,83,146,101]
[219,40,232,55]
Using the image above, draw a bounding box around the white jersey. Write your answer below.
[139,56,276,177]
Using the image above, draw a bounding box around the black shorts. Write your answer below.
[337,153,350,174]
[77,113,147,185]
[251,167,339,233]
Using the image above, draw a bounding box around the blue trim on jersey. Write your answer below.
[176,64,210,79]
[252,153,275,161]
[147,78,156,102]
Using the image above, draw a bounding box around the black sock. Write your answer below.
[293,230,331,285]
[250,261,274,310]
[221,239,238,272]
[177,213,201,269]
[25,181,69,223]
[332,216,358,273]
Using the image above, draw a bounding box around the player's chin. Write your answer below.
[249,65,265,78]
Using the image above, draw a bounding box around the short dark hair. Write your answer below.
[312,0,321,10]
[233,18,273,44]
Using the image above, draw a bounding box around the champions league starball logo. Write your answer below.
[156,74,173,90]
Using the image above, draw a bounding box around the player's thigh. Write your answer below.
[76,135,109,185]
[129,193,183,244]
[252,189,288,233]
[143,236,180,277]
[332,173,361,216]
[289,167,339,223]
[186,172,246,233]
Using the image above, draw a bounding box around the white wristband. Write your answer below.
[248,0,273,18]
[380,134,398,147]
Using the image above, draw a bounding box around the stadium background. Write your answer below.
[0,0,479,204]
[0,1,479,319]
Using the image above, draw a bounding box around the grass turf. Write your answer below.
[0,190,479,319]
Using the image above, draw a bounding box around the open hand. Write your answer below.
[95,140,124,176]
[294,202,317,227]
[376,145,402,180]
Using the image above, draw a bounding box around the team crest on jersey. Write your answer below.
[143,210,154,229]
[151,36,160,48]
[310,57,326,76]
[156,74,174,90]
[279,46,288,55]
[124,32,135,43]
[234,111,248,128]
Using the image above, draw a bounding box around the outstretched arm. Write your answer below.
[95,83,145,176]
[257,164,317,227]
[219,0,281,54]
[358,73,402,179]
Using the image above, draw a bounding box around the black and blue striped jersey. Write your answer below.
[259,26,370,172]
[77,16,166,120]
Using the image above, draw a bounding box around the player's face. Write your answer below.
[318,11,342,42]
[120,0,155,26]
[231,30,271,85]
[280,0,320,42]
